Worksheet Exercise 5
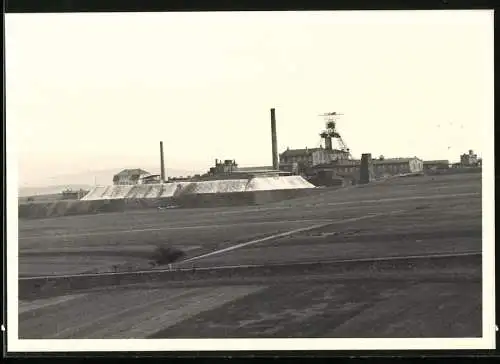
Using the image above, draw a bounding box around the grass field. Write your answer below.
[18,173,483,339]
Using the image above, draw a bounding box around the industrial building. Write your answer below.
[373,157,424,176]
[200,108,288,179]
[279,112,352,176]
[460,150,481,167]
[208,159,238,175]
[275,111,425,185]
[279,147,350,169]
[423,160,450,171]
[203,159,288,179]
[61,188,88,200]
[109,109,429,189]
[112,169,152,185]
[312,156,424,180]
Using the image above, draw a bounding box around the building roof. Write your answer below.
[237,166,274,172]
[280,148,348,157]
[280,148,321,157]
[313,157,423,168]
[314,162,360,169]
[423,160,450,165]
[114,168,150,177]
[373,158,420,164]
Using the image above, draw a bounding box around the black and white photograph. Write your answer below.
[5,9,495,352]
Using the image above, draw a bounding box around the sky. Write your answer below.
[5,10,494,187]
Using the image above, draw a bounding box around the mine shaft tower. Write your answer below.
[319,112,352,159]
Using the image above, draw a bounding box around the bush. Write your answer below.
[150,245,186,266]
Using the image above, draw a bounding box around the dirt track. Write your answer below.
[18,173,483,338]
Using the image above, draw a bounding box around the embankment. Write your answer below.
[425,167,482,176]
[19,175,318,219]
[18,188,323,219]
[171,188,319,208]
[19,198,174,220]
[19,253,481,300]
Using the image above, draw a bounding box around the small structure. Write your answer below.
[112,169,151,185]
[424,160,450,171]
[203,159,288,179]
[61,188,88,200]
[207,159,238,176]
[141,174,162,184]
[279,162,299,175]
[460,150,481,167]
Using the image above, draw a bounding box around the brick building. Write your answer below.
[112,169,151,185]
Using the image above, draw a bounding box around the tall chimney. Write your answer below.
[359,153,373,184]
[160,141,166,183]
[270,108,279,170]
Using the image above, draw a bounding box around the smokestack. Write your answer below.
[160,141,166,183]
[271,108,279,170]
[359,153,373,184]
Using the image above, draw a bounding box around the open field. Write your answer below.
[18,193,62,204]
[18,173,483,339]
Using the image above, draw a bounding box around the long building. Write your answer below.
[309,156,424,182]
[279,147,350,166]
[423,160,450,171]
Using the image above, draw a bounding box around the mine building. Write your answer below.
[207,159,238,176]
[61,188,88,200]
[372,157,424,177]
[112,169,152,185]
[460,150,481,167]
[279,147,350,168]
[423,160,450,171]
[310,156,423,182]
[204,158,288,179]
[141,174,162,184]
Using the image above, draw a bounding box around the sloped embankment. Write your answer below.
[19,197,175,219]
[19,176,317,219]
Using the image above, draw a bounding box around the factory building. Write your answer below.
[141,174,162,184]
[312,156,423,179]
[112,169,152,185]
[423,160,450,171]
[373,157,424,177]
[205,159,287,179]
[279,147,350,174]
[61,188,88,200]
[207,159,238,176]
[460,150,481,166]
[280,147,350,166]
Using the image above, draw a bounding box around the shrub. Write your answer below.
[150,245,186,266]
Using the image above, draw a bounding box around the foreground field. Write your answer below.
[20,275,481,339]
[18,173,483,338]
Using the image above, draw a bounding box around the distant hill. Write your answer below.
[19,185,93,197]
[18,167,201,197]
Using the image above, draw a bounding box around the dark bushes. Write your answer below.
[150,245,186,266]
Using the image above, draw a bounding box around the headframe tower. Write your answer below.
[319,112,352,159]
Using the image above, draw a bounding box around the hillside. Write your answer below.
[19,167,201,197]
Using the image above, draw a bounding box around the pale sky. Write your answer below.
[5,11,494,187]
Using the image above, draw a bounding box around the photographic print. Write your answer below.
[5,9,495,352]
